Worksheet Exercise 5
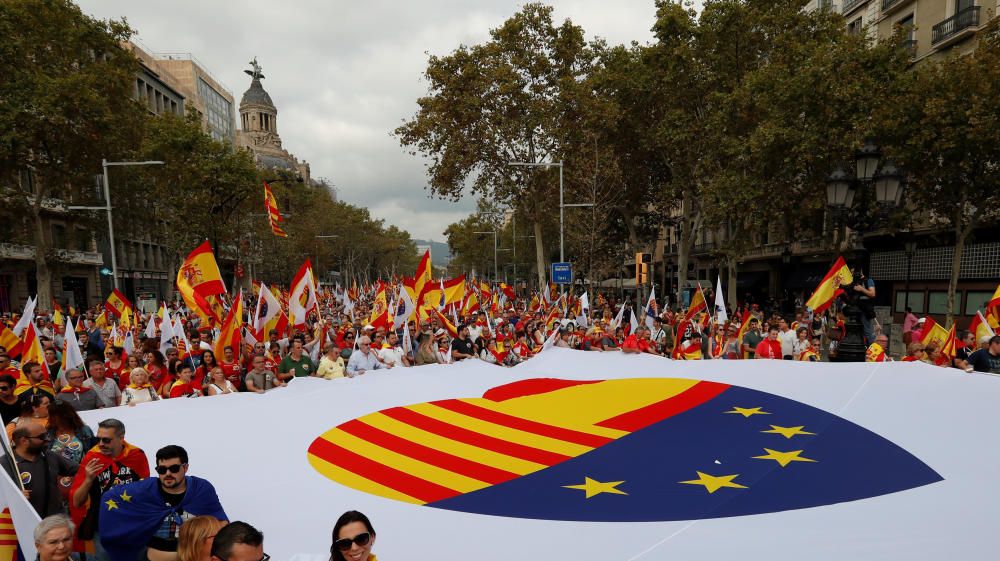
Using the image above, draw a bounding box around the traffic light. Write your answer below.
[635,253,651,285]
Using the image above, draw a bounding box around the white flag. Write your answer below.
[12,296,36,337]
[144,309,157,339]
[575,292,590,328]
[159,308,175,356]
[715,275,728,324]
[629,306,639,334]
[394,287,415,330]
[123,331,136,357]
[61,319,85,373]
[610,302,625,331]
[0,418,40,561]
[643,287,657,330]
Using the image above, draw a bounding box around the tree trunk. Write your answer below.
[533,220,546,291]
[31,203,53,313]
[947,219,974,326]
[676,190,701,304]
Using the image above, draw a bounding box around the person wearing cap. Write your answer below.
[317,343,346,379]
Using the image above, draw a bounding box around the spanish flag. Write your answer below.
[683,287,707,323]
[368,283,390,330]
[177,241,227,325]
[105,288,132,320]
[805,257,853,314]
[215,290,244,358]
[969,311,996,343]
[988,284,1000,318]
[413,251,432,300]
[919,317,950,348]
[431,307,458,338]
[735,310,752,359]
[443,275,466,306]
[461,291,480,316]
[940,323,958,359]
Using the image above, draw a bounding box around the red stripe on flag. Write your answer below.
[596,381,731,432]
[380,407,570,466]
[431,399,614,448]
[308,437,457,504]
[340,419,518,485]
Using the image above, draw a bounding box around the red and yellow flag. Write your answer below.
[430,307,458,338]
[177,241,227,325]
[368,283,390,330]
[969,311,996,343]
[105,288,133,319]
[0,508,18,561]
[263,182,288,238]
[940,323,958,359]
[215,290,244,358]
[919,317,950,348]
[0,324,22,360]
[442,275,466,306]
[683,287,707,324]
[805,257,853,314]
[987,284,1000,317]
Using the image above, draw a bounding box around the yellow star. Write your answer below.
[679,471,748,494]
[761,425,816,439]
[120,491,132,503]
[563,477,628,499]
[724,406,771,418]
[105,499,119,511]
[752,448,818,467]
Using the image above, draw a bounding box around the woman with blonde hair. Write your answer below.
[177,515,226,561]
[120,367,160,406]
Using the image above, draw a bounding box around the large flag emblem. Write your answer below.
[307,377,942,521]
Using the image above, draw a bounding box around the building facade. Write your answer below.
[235,58,312,184]
[153,53,237,143]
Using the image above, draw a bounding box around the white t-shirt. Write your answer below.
[378,346,405,367]
[778,329,797,357]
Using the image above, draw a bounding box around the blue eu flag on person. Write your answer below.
[99,476,227,561]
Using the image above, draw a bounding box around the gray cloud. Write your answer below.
[76,0,657,241]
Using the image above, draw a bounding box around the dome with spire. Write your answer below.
[240,76,274,108]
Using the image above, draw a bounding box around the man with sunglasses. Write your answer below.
[70,418,149,561]
[3,421,78,518]
[98,445,227,561]
[56,368,102,411]
[0,374,21,424]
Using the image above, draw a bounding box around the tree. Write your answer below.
[879,20,1000,324]
[395,3,599,289]
[0,0,145,309]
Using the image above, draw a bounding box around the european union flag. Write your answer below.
[99,476,227,561]
[428,383,943,521]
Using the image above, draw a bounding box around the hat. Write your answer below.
[916,318,926,324]
[362,324,374,331]
[435,328,447,337]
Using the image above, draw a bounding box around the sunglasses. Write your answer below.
[27,434,50,441]
[334,532,371,551]
[97,437,117,445]
[0,386,10,391]
[155,463,186,475]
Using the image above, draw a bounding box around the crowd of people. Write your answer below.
[0,280,997,559]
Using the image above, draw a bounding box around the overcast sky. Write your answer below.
[76,1,660,242]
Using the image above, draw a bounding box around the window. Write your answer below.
[956,0,973,13]
[894,290,924,313]
[927,291,949,315]
[51,224,66,249]
[848,17,863,35]
[965,291,994,315]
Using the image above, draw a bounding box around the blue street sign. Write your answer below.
[551,262,573,284]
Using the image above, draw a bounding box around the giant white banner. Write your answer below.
[52,349,999,560]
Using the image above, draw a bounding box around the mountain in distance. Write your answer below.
[412,239,451,267]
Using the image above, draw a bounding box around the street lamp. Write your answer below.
[508,160,593,264]
[68,159,165,291]
[825,140,907,362]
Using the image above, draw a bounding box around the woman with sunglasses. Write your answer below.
[330,510,376,561]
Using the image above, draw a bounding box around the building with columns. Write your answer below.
[235,58,311,183]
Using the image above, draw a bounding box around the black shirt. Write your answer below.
[450,337,475,359]
[0,399,20,425]
[148,482,188,551]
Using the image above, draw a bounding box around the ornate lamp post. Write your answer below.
[825,140,905,362]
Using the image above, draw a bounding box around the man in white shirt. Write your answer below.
[378,332,409,368]
[82,361,121,408]
[777,318,797,360]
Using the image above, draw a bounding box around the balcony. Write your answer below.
[842,0,867,16]
[932,6,980,47]
[0,243,104,266]
[881,0,914,16]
